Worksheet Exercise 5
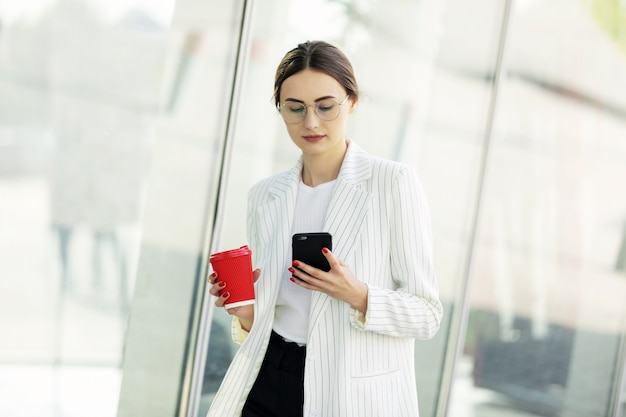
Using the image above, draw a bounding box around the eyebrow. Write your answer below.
[283,95,337,104]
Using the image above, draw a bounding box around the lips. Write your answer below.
[303,135,325,143]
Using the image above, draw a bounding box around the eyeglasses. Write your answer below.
[278,96,350,124]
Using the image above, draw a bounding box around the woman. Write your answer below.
[207,40,443,417]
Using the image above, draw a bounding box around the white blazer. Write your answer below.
[207,141,443,417]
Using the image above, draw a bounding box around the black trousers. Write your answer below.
[242,330,306,417]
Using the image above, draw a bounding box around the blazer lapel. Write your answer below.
[254,159,302,322]
[255,169,300,248]
[308,142,373,334]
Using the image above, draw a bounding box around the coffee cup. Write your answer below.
[209,245,255,309]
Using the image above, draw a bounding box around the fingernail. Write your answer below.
[322,247,329,254]
[290,277,296,283]
[288,267,295,273]
[210,272,217,277]
[218,282,226,288]
[292,261,300,267]
[222,292,230,298]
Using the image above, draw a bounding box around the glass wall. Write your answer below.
[0,1,172,415]
[448,0,626,416]
[116,1,245,417]
[2,0,625,416]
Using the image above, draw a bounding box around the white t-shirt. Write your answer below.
[272,178,336,344]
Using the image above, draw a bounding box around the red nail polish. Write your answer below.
[322,247,329,254]
[288,267,295,273]
[292,261,300,267]
[222,292,230,298]
[290,277,296,283]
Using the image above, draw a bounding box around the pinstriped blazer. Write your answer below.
[207,141,443,417]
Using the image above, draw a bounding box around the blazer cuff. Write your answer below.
[349,284,371,329]
[350,308,367,329]
[231,316,249,344]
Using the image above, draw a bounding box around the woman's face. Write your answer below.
[279,69,356,158]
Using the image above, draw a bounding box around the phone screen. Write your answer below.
[292,232,333,272]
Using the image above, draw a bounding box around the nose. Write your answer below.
[303,105,320,129]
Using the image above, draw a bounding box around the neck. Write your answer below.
[301,140,348,187]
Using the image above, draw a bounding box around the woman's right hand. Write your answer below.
[208,268,261,331]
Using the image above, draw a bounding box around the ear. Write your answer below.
[348,96,358,114]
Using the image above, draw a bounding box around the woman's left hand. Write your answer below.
[289,248,368,313]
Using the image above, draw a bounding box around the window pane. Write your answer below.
[0,1,173,416]
[450,1,626,416]
[116,1,245,417]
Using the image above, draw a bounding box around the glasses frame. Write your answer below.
[277,95,350,124]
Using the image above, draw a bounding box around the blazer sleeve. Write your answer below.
[349,165,443,339]
[228,186,262,345]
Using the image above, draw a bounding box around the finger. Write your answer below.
[289,267,325,292]
[214,291,230,308]
[252,268,261,283]
[289,269,316,290]
[209,281,226,297]
[215,293,230,307]
[321,247,343,269]
[292,260,318,277]
[208,271,218,284]
[288,266,309,283]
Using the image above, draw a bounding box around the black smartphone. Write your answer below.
[292,232,333,272]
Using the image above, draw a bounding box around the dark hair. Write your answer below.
[273,40,359,108]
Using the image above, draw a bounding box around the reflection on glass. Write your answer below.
[450,1,626,416]
[0,0,170,415]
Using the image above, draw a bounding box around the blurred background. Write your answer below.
[1,0,625,416]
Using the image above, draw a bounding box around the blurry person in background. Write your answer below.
[50,103,149,312]
[207,40,443,417]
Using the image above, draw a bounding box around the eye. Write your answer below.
[316,101,336,112]
[286,104,305,114]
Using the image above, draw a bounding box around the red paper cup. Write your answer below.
[209,245,255,309]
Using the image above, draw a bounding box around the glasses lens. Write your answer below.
[280,102,306,124]
[279,97,345,123]
[315,99,340,121]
